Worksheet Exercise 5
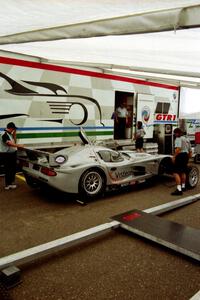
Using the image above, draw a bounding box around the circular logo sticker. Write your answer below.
[141,106,150,124]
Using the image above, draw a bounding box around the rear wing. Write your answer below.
[18,148,68,167]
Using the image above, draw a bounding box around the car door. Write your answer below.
[98,149,136,184]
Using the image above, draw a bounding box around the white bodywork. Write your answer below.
[19,129,171,198]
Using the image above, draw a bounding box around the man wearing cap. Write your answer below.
[0,122,24,190]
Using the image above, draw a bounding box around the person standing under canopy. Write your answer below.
[0,122,24,190]
[171,127,192,196]
[115,102,128,139]
[135,121,146,152]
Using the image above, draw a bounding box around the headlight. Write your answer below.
[54,155,67,164]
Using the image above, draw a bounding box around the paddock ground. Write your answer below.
[0,172,199,300]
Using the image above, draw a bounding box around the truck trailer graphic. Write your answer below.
[0,72,104,126]
[0,55,179,152]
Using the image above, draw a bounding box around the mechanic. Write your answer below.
[0,122,24,190]
[134,121,146,152]
[171,127,192,196]
[115,102,129,139]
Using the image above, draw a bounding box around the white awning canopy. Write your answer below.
[0,0,200,83]
[1,0,200,44]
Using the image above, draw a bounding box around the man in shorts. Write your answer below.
[171,128,192,196]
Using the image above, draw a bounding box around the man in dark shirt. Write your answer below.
[0,122,24,190]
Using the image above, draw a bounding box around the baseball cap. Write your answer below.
[7,122,18,129]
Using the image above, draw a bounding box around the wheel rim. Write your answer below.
[83,171,103,195]
[188,167,199,187]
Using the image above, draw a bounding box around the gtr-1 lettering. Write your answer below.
[156,114,176,121]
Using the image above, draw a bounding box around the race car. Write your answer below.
[18,128,199,199]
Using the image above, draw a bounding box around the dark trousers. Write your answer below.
[0,152,17,186]
[117,118,126,139]
[136,137,144,150]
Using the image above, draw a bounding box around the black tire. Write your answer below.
[24,173,39,188]
[79,168,106,199]
[186,165,199,189]
[158,157,173,175]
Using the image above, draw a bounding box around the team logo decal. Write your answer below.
[0,72,104,126]
[141,106,150,124]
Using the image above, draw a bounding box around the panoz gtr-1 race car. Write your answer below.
[18,128,199,200]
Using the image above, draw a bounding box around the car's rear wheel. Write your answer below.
[186,165,199,189]
[24,173,39,188]
[79,169,106,199]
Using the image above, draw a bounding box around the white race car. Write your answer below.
[19,129,199,199]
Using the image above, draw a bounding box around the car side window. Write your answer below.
[110,151,124,162]
[98,150,111,162]
[120,152,131,160]
[98,150,124,162]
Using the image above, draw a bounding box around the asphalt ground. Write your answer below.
[0,171,199,300]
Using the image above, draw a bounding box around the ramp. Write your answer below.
[111,209,200,261]
[0,196,199,271]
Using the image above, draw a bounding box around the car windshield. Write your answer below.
[98,150,124,162]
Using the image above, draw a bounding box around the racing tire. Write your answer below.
[186,165,199,189]
[158,157,174,175]
[79,168,106,199]
[24,173,39,188]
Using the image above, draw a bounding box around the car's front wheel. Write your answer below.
[186,165,199,189]
[79,169,106,199]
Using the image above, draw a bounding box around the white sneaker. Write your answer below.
[4,184,17,190]
[9,184,17,189]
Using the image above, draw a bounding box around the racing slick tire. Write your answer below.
[158,156,174,175]
[79,168,106,199]
[186,165,199,189]
[24,173,39,188]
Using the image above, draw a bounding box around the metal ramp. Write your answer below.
[0,195,199,294]
[0,196,199,272]
[111,209,200,261]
